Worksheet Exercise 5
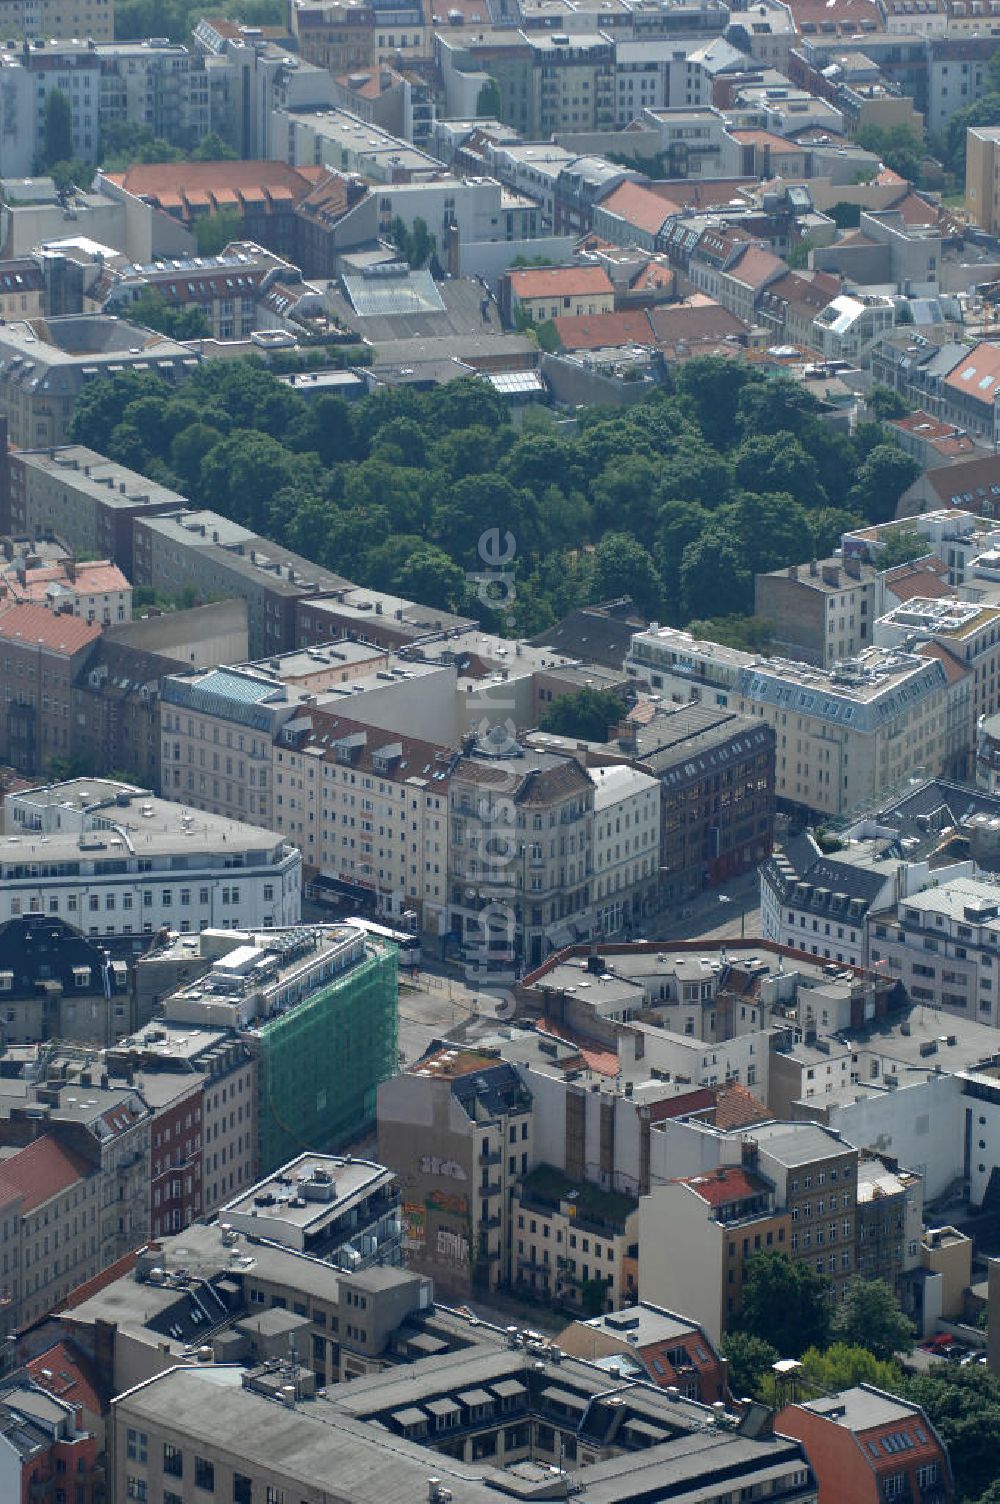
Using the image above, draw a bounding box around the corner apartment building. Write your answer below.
[778,1386,952,1504]
[874,596,1000,757]
[0,555,131,625]
[4,777,301,937]
[556,1303,726,1405]
[161,923,398,1173]
[0,1074,150,1335]
[222,1152,402,1270]
[0,315,196,449]
[0,604,101,776]
[626,626,960,817]
[448,739,595,971]
[0,1378,102,1504]
[108,1019,257,1217]
[0,914,133,1045]
[868,874,1000,1025]
[377,1044,533,1301]
[109,1329,819,1504]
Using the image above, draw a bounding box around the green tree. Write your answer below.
[856,123,924,183]
[538,686,628,742]
[42,89,73,171]
[868,384,910,420]
[675,358,756,450]
[849,444,921,524]
[831,1278,914,1361]
[195,206,242,256]
[476,77,503,118]
[189,132,238,161]
[903,1366,1000,1503]
[680,527,752,620]
[757,1343,905,1407]
[733,432,825,507]
[877,525,929,568]
[394,543,467,612]
[721,1331,779,1400]
[735,1252,832,1358]
[829,200,862,229]
[786,236,814,270]
[685,615,773,652]
[128,288,211,340]
[590,533,663,616]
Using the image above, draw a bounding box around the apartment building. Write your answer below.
[0,555,131,625]
[645,1117,860,1326]
[378,1045,533,1301]
[0,914,133,1045]
[107,1020,257,1217]
[222,1152,402,1269]
[556,1303,726,1404]
[755,555,883,668]
[0,0,113,40]
[505,264,615,325]
[868,874,1000,1025]
[512,1163,638,1313]
[135,509,350,656]
[290,0,376,72]
[4,777,301,937]
[760,827,969,969]
[109,1332,819,1504]
[0,1378,102,1504]
[448,739,595,971]
[639,1164,794,1342]
[855,1153,924,1292]
[0,316,196,449]
[966,124,1000,236]
[778,1386,952,1504]
[277,710,455,933]
[629,704,776,899]
[0,1074,150,1335]
[1,445,184,571]
[161,923,398,1173]
[626,627,960,817]
[586,763,660,936]
[875,596,1000,755]
[0,605,102,776]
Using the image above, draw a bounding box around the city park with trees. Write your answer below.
[69,355,923,646]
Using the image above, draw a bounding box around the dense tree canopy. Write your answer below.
[733,1252,832,1358]
[66,356,917,637]
[831,1278,914,1361]
[538,686,629,742]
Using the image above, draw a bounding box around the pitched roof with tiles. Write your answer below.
[648,301,747,343]
[882,557,953,602]
[0,603,102,654]
[26,1341,106,1417]
[0,1135,90,1214]
[944,341,1000,402]
[916,640,968,686]
[536,1018,620,1077]
[712,1081,771,1130]
[508,265,614,301]
[105,161,323,218]
[679,1167,771,1207]
[598,181,679,236]
[725,243,787,291]
[553,309,656,351]
[922,453,1000,505]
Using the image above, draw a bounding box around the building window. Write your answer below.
[126,1431,147,1465]
[233,1477,252,1504]
[163,1444,183,1478]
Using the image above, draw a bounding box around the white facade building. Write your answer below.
[3,779,301,937]
[868,874,1000,1025]
[588,763,661,935]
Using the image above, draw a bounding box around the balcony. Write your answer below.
[480,1179,502,1198]
[480,1148,503,1166]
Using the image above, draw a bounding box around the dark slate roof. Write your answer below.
[527,601,648,670]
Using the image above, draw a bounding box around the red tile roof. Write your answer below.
[730,129,803,152]
[105,161,321,217]
[681,1167,768,1207]
[917,640,968,686]
[712,1081,771,1130]
[0,1135,90,1214]
[537,1018,620,1077]
[27,1342,104,1417]
[0,603,102,655]
[599,181,679,236]
[509,265,614,301]
[882,557,952,602]
[553,309,656,351]
[648,302,747,344]
[944,341,1000,402]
